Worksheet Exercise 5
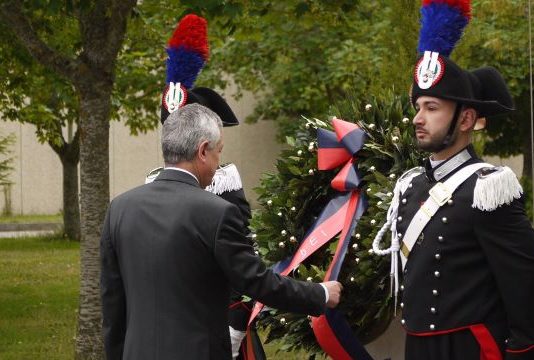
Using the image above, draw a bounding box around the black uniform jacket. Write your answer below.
[100,169,326,360]
[397,146,534,358]
[219,188,251,230]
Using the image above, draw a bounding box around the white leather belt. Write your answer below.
[400,162,490,268]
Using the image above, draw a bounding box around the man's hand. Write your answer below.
[322,281,343,308]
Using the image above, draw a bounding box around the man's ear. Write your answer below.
[459,107,477,131]
[197,140,210,162]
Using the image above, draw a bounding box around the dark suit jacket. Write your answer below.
[100,169,326,360]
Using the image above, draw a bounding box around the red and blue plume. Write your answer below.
[166,14,209,89]
[418,0,471,57]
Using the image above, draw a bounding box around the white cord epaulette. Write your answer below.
[472,166,522,211]
[372,166,425,256]
[371,166,424,310]
[205,163,243,195]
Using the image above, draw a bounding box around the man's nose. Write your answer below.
[413,111,423,125]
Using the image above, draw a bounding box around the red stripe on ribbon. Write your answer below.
[282,200,350,276]
[330,160,355,192]
[333,118,360,140]
[245,327,256,360]
[313,192,365,359]
[312,316,353,360]
[248,119,370,359]
[248,198,350,324]
[318,148,351,170]
[324,192,359,281]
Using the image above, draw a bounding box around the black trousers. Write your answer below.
[405,327,505,360]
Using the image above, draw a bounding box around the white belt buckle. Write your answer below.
[428,182,452,206]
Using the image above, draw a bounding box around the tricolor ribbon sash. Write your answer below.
[249,119,373,359]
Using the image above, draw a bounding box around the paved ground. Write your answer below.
[0,223,62,238]
[0,230,57,238]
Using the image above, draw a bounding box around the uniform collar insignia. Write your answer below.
[425,146,475,182]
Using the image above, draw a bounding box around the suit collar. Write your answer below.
[154,168,200,188]
[164,167,199,183]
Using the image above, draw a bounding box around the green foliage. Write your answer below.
[251,90,423,355]
[215,1,407,139]
[0,1,242,141]
[455,0,530,165]
[0,132,14,184]
[0,3,81,146]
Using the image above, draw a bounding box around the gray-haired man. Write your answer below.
[100,103,343,360]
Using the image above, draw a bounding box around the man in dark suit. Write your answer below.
[100,103,343,360]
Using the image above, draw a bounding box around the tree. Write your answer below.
[0,132,14,184]
[0,1,246,357]
[0,131,14,216]
[456,0,530,176]
[0,33,82,239]
[0,1,138,357]
[0,1,167,241]
[0,0,247,243]
[211,0,419,139]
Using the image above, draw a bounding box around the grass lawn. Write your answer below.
[0,235,315,359]
[0,236,79,360]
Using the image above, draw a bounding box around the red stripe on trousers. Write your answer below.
[406,324,502,360]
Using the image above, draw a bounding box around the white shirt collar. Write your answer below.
[429,157,445,168]
[164,167,199,184]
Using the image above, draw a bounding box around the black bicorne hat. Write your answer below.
[160,86,239,127]
[412,55,514,118]
[411,1,514,119]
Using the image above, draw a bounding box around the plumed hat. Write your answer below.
[411,0,514,118]
[160,14,239,127]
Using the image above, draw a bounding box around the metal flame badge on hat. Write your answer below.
[162,82,188,112]
[415,51,445,90]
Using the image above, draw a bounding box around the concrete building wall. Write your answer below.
[108,88,283,206]
[0,88,284,215]
[0,121,63,215]
[0,113,524,216]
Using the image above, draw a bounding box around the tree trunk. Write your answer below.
[75,85,111,360]
[63,122,81,241]
[62,154,81,241]
[51,129,81,241]
[0,1,137,358]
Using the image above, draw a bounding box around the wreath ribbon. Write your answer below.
[248,119,373,359]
